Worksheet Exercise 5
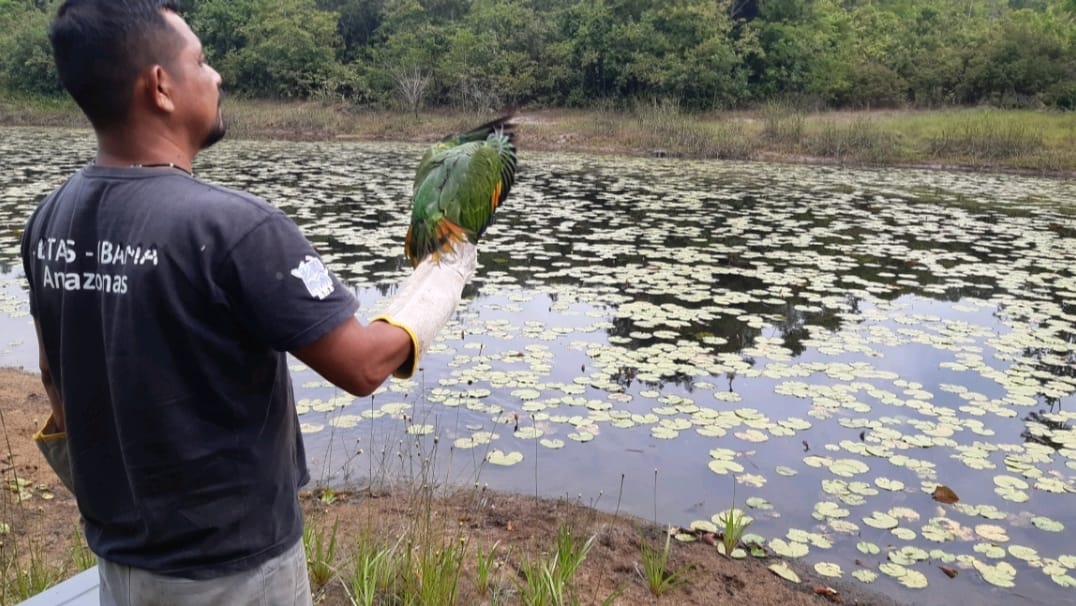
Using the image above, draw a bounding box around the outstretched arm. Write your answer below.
[293,241,477,393]
[292,318,413,397]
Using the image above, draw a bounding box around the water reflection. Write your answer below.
[2,126,1075,606]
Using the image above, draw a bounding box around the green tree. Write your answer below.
[359,0,456,106]
[445,0,551,108]
[187,0,258,63]
[314,0,390,63]
[223,0,343,98]
[3,0,1073,110]
[882,2,981,106]
[750,0,859,105]
[0,3,61,97]
[961,7,1074,105]
[553,0,617,104]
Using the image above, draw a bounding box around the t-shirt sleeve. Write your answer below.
[219,212,359,352]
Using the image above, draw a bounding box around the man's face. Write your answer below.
[162,11,225,150]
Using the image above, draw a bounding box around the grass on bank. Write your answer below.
[3,95,1074,175]
[0,407,94,605]
[303,485,642,606]
[0,423,744,606]
[0,396,715,606]
[638,531,693,597]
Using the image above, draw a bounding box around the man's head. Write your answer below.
[50,0,225,149]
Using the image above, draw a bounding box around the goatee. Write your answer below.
[201,92,226,150]
[201,113,226,150]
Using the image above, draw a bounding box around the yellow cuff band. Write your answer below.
[33,414,66,442]
[371,315,420,379]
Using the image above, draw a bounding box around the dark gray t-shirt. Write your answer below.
[20,164,359,578]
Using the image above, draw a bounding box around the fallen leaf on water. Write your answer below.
[940,566,958,579]
[932,485,960,504]
[814,585,840,602]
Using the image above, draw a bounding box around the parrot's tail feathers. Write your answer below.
[433,217,470,247]
[445,113,516,145]
[405,218,475,267]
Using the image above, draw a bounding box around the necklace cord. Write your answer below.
[130,162,193,176]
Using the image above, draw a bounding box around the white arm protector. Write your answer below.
[372,241,477,378]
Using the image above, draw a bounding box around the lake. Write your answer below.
[1,126,1074,606]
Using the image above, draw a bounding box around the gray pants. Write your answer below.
[97,538,312,606]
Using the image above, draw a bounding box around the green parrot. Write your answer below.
[404,115,518,267]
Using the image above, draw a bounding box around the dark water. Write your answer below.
[2,126,1074,605]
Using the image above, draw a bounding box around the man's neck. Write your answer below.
[95,125,194,173]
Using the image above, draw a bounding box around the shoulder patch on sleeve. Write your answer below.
[290,255,335,300]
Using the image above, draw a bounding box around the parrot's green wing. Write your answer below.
[405,115,517,267]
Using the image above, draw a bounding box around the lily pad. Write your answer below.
[1008,545,1039,562]
[769,539,809,558]
[745,496,774,510]
[651,426,680,439]
[814,562,842,578]
[852,569,878,583]
[708,459,745,475]
[768,562,801,584]
[863,511,899,530]
[975,524,1009,543]
[973,560,1017,588]
[1031,516,1064,532]
[405,423,435,435]
[829,458,869,477]
[690,520,718,533]
[486,450,524,466]
[1051,574,1076,588]
[897,569,929,589]
[856,541,880,555]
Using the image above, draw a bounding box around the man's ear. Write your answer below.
[144,65,175,113]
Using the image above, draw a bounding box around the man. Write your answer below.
[20,1,475,604]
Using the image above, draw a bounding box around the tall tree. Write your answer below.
[225,0,342,98]
[0,2,61,96]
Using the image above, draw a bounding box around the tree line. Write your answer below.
[2,0,1074,111]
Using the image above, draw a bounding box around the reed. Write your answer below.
[638,530,693,596]
[3,95,1073,172]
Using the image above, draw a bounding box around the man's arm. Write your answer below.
[32,318,75,493]
[34,318,64,432]
[293,241,478,395]
[292,318,413,397]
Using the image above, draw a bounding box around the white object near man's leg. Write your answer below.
[97,537,311,606]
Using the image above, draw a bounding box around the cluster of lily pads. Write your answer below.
[2,128,1074,604]
[276,154,1075,604]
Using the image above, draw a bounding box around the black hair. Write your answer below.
[49,0,183,130]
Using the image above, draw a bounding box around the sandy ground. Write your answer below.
[0,367,904,605]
